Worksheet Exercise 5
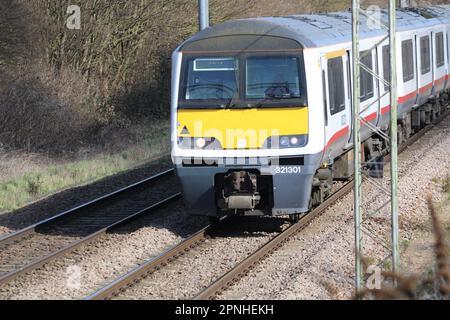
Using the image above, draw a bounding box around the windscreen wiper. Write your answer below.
[223,93,238,109]
[253,93,299,108]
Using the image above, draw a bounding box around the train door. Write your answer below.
[321,51,352,159]
[398,36,418,114]
[415,35,420,103]
[417,32,433,106]
[358,48,379,141]
[433,30,447,94]
[378,43,392,129]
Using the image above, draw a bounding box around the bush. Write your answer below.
[0,68,99,155]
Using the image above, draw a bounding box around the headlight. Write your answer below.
[290,136,299,146]
[178,137,222,150]
[265,135,308,149]
[196,138,206,149]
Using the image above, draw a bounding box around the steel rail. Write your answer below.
[193,181,355,300]
[85,224,214,300]
[0,169,176,286]
[0,193,181,286]
[0,169,174,247]
[194,111,449,300]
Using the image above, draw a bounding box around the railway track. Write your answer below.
[0,169,180,287]
[85,224,215,300]
[85,216,283,300]
[86,110,448,301]
[85,182,350,301]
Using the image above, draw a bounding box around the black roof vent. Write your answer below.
[404,7,436,19]
[285,16,333,29]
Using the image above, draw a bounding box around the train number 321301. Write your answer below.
[274,166,302,174]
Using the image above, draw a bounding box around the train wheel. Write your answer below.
[289,214,301,224]
[397,124,406,145]
[209,216,221,225]
[368,155,384,179]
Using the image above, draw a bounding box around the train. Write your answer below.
[170,5,450,222]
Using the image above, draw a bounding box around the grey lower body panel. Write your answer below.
[417,88,432,107]
[175,153,322,217]
[398,98,416,118]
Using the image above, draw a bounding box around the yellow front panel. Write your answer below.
[178,107,309,149]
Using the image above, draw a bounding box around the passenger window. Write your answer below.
[420,36,431,75]
[360,50,374,102]
[402,39,415,82]
[436,32,445,68]
[327,57,345,115]
[382,45,390,91]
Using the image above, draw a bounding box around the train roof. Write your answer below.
[181,5,450,49]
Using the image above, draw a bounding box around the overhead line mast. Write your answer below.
[352,0,400,291]
[198,0,210,31]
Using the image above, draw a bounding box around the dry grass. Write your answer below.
[354,195,450,300]
[0,152,49,184]
[0,120,170,213]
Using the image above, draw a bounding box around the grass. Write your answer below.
[0,121,170,213]
[444,175,450,201]
[401,239,411,251]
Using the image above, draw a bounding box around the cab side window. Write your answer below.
[436,32,445,68]
[420,36,431,74]
[402,39,415,82]
[327,57,345,115]
[360,50,374,102]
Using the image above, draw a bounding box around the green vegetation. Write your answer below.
[444,175,450,201]
[0,121,170,212]
[401,239,411,251]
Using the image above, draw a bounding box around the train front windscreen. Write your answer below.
[178,54,307,109]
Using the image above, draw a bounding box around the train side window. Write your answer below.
[402,39,414,82]
[420,36,431,75]
[382,45,390,91]
[327,57,345,115]
[360,50,374,102]
[436,32,445,68]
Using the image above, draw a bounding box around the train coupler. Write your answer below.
[217,171,261,211]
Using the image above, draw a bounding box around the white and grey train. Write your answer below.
[170,5,450,221]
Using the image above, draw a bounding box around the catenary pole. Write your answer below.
[352,0,363,290]
[353,0,401,292]
[198,0,210,31]
[389,0,401,276]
